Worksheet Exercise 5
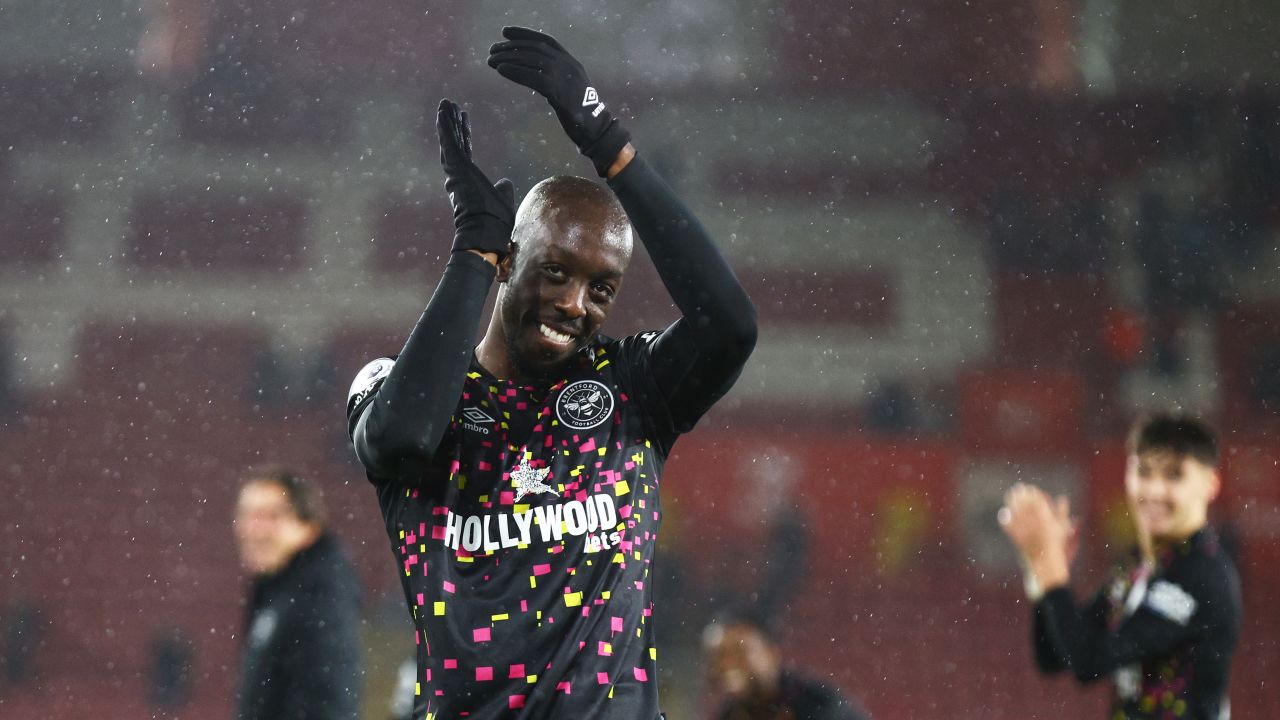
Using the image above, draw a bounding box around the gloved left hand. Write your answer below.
[487,26,631,177]
[436,98,516,258]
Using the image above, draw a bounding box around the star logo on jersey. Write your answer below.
[510,456,558,502]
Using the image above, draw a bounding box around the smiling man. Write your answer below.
[346,27,756,720]
[999,414,1242,720]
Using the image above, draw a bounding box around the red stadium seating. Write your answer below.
[1217,301,1280,431]
[958,367,1085,456]
[776,0,1038,95]
[126,192,307,273]
[370,195,455,276]
[71,320,272,424]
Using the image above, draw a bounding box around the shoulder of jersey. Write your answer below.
[348,357,396,409]
[1170,541,1239,591]
[615,330,661,350]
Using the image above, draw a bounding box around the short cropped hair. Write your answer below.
[513,176,631,246]
[706,602,777,640]
[244,466,328,527]
[1126,414,1219,468]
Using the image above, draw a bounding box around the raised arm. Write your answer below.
[348,100,515,481]
[487,27,757,432]
[1002,483,1209,681]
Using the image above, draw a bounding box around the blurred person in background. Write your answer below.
[736,449,810,625]
[346,25,756,720]
[234,467,363,720]
[703,608,869,720]
[1000,414,1241,719]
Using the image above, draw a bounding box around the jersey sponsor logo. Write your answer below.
[510,456,558,502]
[639,331,659,345]
[440,493,622,554]
[1144,579,1197,625]
[556,380,614,430]
[462,407,495,435]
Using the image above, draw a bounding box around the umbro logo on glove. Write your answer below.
[488,27,631,176]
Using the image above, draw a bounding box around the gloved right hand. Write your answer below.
[436,98,516,258]
[486,27,631,177]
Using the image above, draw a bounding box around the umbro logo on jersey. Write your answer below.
[463,407,494,435]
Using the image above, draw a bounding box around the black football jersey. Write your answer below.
[1034,528,1242,720]
[349,332,677,720]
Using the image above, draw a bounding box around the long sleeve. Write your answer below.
[607,154,757,433]
[1032,587,1108,674]
[1034,583,1200,682]
[349,252,496,480]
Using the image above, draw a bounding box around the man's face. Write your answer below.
[704,623,780,700]
[498,211,630,380]
[233,481,316,576]
[1125,450,1219,545]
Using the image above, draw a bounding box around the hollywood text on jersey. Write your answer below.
[439,492,624,555]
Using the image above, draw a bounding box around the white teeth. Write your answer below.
[539,324,572,343]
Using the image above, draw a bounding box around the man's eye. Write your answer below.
[543,265,566,279]
[591,283,615,300]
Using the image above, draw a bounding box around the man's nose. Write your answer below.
[1142,476,1169,499]
[553,282,587,319]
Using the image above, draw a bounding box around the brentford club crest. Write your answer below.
[555,380,614,430]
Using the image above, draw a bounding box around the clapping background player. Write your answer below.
[1000,415,1242,720]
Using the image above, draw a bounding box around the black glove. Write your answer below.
[487,26,631,177]
[436,98,516,257]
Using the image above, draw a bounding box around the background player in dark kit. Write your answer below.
[999,414,1242,719]
[347,26,757,720]
[233,468,363,720]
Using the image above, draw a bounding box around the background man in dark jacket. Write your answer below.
[703,609,870,720]
[233,467,363,720]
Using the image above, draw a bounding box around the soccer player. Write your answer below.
[233,468,363,720]
[999,414,1242,719]
[346,26,757,719]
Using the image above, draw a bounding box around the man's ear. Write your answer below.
[496,242,517,283]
